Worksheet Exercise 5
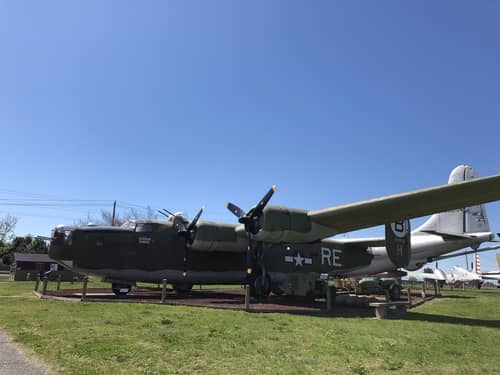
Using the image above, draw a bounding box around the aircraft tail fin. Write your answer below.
[416,165,491,235]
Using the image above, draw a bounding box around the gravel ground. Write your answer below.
[0,332,46,375]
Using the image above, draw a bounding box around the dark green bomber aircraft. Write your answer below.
[48,165,500,299]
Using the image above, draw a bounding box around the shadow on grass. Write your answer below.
[405,311,500,329]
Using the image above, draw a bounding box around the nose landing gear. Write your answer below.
[111,283,132,296]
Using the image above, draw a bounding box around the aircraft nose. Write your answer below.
[48,226,74,261]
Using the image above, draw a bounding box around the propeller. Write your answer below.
[226,185,276,277]
[158,207,204,276]
[177,207,204,277]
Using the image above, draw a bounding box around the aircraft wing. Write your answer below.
[482,274,500,281]
[404,271,445,281]
[308,173,500,236]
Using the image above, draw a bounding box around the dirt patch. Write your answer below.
[37,287,431,317]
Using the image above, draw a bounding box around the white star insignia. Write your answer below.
[294,252,304,267]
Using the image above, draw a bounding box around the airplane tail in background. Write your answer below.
[416,165,491,235]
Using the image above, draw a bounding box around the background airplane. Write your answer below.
[48,165,500,299]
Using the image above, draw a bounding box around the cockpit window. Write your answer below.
[135,223,153,233]
[52,227,73,245]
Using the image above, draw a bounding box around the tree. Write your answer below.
[1,234,49,265]
[0,214,17,243]
[75,207,158,227]
[10,235,49,254]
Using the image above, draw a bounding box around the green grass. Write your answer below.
[0,281,499,374]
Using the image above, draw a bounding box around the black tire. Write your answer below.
[111,283,131,296]
[172,283,193,293]
[271,285,284,296]
[250,274,271,298]
[388,283,401,301]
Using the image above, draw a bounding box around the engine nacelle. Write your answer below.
[191,221,246,252]
[250,206,333,243]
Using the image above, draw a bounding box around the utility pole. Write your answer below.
[111,200,117,226]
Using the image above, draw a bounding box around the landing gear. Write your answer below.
[388,283,401,301]
[271,285,284,296]
[250,273,271,298]
[111,283,131,296]
[172,283,193,293]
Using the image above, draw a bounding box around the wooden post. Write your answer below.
[56,275,62,291]
[436,281,441,296]
[161,279,167,304]
[34,275,40,292]
[434,280,438,296]
[244,284,250,311]
[422,281,426,296]
[81,277,88,301]
[407,287,412,306]
[42,276,48,295]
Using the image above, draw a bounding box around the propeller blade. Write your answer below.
[157,210,170,219]
[187,206,204,232]
[162,208,176,217]
[227,202,246,219]
[253,185,277,216]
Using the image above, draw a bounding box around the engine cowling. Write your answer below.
[191,221,247,252]
[248,206,333,243]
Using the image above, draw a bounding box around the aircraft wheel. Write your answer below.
[388,283,401,301]
[172,283,193,293]
[112,284,131,296]
[251,274,271,298]
[271,285,284,296]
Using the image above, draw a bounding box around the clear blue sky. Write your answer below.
[0,1,499,271]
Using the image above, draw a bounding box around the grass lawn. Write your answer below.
[0,281,499,374]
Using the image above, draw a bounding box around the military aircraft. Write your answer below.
[480,253,500,281]
[48,165,500,299]
[404,268,448,283]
